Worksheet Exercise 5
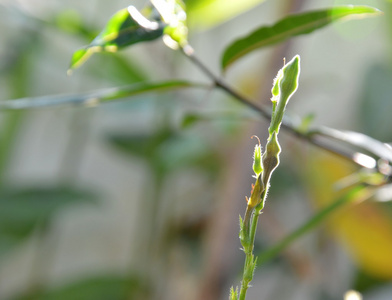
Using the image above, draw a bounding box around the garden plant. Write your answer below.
[0,1,391,300]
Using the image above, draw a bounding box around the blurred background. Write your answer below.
[0,0,391,299]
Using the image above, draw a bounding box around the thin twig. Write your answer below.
[182,47,369,168]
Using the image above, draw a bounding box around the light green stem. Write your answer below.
[238,191,266,300]
[234,55,300,300]
[239,255,251,300]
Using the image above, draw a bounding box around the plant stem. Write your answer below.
[249,205,263,254]
[238,183,268,299]
[181,48,368,168]
[239,256,251,300]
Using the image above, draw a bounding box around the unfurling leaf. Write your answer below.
[69,6,164,72]
[153,0,189,48]
[269,55,300,135]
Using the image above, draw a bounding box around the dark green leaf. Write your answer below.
[14,275,147,300]
[181,113,200,129]
[0,80,206,110]
[108,131,220,174]
[353,268,390,293]
[180,112,259,128]
[69,7,164,71]
[0,187,96,256]
[221,6,382,70]
[156,135,221,173]
[108,129,175,160]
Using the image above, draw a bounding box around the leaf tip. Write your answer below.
[68,48,92,72]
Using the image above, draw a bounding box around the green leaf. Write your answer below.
[69,48,90,70]
[108,128,175,160]
[14,275,147,300]
[0,80,206,110]
[316,127,392,164]
[221,5,382,70]
[69,7,165,71]
[354,268,391,293]
[108,130,220,174]
[0,187,96,256]
[157,0,189,48]
[181,113,200,129]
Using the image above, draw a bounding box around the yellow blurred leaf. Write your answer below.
[305,153,392,279]
[187,0,266,30]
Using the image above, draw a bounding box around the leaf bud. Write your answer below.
[251,136,263,176]
[262,132,281,185]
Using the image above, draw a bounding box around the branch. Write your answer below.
[182,47,392,175]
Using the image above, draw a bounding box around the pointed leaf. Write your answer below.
[107,128,175,160]
[108,131,220,174]
[14,275,147,300]
[316,127,392,163]
[69,7,164,71]
[0,80,206,109]
[0,187,97,256]
[221,6,382,70]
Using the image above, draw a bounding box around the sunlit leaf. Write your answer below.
[0,80,206,109]
[374,184,392,202]
[303,154,392,279]
[221,6,382,70]
[69,7,164,71]
[316,127,392,164]
[154,0,189,48]
[69,48,90,70]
